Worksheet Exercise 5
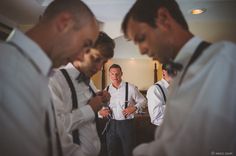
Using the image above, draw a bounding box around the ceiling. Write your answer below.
[0,0,236,59]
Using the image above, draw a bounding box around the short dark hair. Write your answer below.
[109,64,122,72]
[162,64,168,70]
[122,0,188,37]
[93,32,115,59]
[42,0,95,30]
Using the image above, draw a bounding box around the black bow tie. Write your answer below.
[165,60,183,77]
[76,73,90,85]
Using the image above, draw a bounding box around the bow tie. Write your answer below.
[165,60,183,77]
[76,73,90,85]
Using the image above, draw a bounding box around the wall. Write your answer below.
[92,59,162,90]
[189,20,236,43]
[92,70,102,90]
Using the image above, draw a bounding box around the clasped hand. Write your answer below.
[88,91,111,112]
[122,105,137,117]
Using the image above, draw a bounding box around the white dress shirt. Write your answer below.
[49,63,100,156]
[107,81,146,120]
[146,78,169,126]
[133,37,236,156]
[0,29,61,156]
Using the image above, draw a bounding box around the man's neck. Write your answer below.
[112,81,121,89]
[72,62,87,77]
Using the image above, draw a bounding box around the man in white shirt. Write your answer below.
[105,64,147,156]
[146,64,172,127]
[122,0,236,156]
[49,32,114,156]
[0,0,99,156]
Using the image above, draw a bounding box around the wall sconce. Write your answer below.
[190,8,206,15]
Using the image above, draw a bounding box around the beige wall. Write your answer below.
[91,71,102,90]
[92,59,162,90]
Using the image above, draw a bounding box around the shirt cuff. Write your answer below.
[134,104,141,113]
[98,112,103,118]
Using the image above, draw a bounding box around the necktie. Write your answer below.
[165,60,183,77]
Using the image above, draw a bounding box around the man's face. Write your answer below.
[77,48,109,78]
[109,67,122,85]
[52,18,99,67]
[126,18,174,64]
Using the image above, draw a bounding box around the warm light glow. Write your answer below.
[191,8,206,15]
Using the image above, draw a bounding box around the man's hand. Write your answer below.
[96,91,111,103]
[98,107,111,118]
[88,96,103,112]
[122,105,137,117]
[88,91,111,113]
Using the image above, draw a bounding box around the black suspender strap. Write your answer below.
[155,84,166,103]
[88,85,96,97]
[125,82,129,109]
[106,83,128,109]
[179,41,211,86]
[60,69,80,145]
[106,83,128,110]
[106,85,110,92]
[107,83,128,108]
[102,83,129,134]
[60,69,78,110]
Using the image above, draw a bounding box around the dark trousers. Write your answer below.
[106,119,135,156]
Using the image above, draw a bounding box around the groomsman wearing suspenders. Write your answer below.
[146,64,173,127]
[121,0,236,156]
[49,32,114,156]
[105,64,146,156]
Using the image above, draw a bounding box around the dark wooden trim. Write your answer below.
[101,64,105,90]
[0,22,13,41]
[154,62,157,83]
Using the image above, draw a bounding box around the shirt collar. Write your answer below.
[161,78,169,88]
[63,62,81,80]
[8,29,52,76]
[174,36,203,66]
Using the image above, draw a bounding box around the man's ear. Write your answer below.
[55,12,74,33]
[155,7,171,30]
[162,70,167,77]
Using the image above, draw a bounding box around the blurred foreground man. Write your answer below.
[122,0,236,155]
[0,0,99,156]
